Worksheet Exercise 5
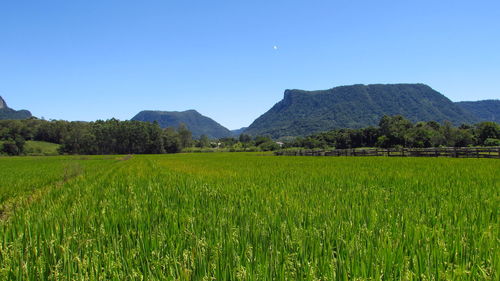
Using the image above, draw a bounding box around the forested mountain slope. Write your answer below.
[132,110,231,138]
[244,84,479,138]
[455,100,500,122]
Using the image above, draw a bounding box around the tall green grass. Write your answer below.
[0,154,498,280]
[24,141,60,156]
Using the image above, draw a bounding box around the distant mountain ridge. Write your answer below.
[131,110,232,139]
[455,100,500,123]
[0,96,32,120]
[3,87,497,139]
[231,127,248,137]
[244,84,480,138]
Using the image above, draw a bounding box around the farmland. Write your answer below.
[0,154,498,280]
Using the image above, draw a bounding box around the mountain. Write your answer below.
[244,84,479,138]
[231,127,248,137]
[455,100,500,123]
[131,110,232,139]
[0,96,32,120]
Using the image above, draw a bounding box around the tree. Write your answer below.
[440,121,457,147]
[35,120,69,144]
[198,135,210,148]
[163,127,182,153]
[302,137,325,149]
[1,137,25,155]
[239,134,251,143]
[476,122,500,145]
[378,115,413,147]
[484,138,500,146]
[219,137,237,148]
[454,129,475,147]
[59,122,96,154]
[361,127,379,147]
[331,129,351,149]
[144,121,165,154]
[406,126,432,148]
[254,136,272,146]
[375,135,391,149]
[178,123,192,149]
[259,141,280,151]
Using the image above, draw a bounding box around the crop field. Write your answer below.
[0,154,498,280]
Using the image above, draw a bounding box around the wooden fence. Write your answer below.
[274,147,500,159]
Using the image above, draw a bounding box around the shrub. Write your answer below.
[484,138,500,146]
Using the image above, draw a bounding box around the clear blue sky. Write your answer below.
[1,0,499,129]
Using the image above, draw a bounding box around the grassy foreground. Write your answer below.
[0,154,498,280]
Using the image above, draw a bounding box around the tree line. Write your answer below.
[2,116,499,156]
[0,118,193,155]
[285,115,500,149]
[0,118,284,156]
[187,134,281,152]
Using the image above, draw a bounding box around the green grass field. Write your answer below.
[0,154,498,280]
[0,141,60,156]
[24,141,60,156]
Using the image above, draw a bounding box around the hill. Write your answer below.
[231,127,248,137]
[0,96,32,120]
[131,110,232,139]
[455,100,500,122]
[244,84,479,138]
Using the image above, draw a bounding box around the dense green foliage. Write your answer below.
[132,110,232,139]
[287,115,500,149]
[189,134,281,152]
[0,96,32,120]
[0,154,498,280]
[456,100,500,123]
[0,119,283,155]
[245,84,479,138]
[0,119,192,155]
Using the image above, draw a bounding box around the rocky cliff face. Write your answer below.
[0,96,32,120]
[0,96,6,109]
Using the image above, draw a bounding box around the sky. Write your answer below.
[1,0,499,130]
